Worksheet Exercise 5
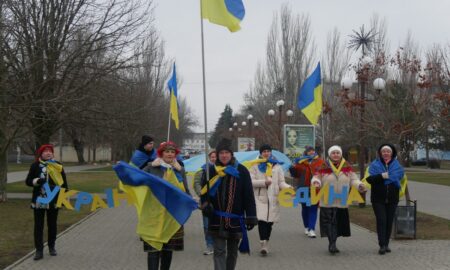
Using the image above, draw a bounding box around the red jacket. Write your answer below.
[291,158,324,188]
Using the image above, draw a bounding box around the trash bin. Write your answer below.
[393,200,417,239]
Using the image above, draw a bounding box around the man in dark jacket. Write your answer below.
[130,135,157,169]
[201,138,257,270]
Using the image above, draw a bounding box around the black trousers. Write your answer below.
[34,208,59,251]
[147,251,173,270]
[258,221,273,241]
[372,202,398,247]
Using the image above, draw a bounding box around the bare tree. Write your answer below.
[243,4,315,149]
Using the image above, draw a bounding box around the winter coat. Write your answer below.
[201,159,257,239]
[366,143,403,204]
[290,158,325,189]
[25,160,68,208]
[311,160,362,208]
[250,163,290,222]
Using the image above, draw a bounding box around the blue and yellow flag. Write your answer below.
[201,0,245,32]
[297,62,323,125]
[167,63,179,129]
[113,161,198,250]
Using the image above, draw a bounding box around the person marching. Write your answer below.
[289,146,324,238]
[130,135,157,169]
[25,144,68,261]
[249,144,291,256]
[311,145,366,254]
[142,141,191,270]
[200,138,257,270]
[193,149,217,255]
[366,143,404,255]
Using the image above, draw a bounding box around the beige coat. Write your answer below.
[311,165,362,208]
[250,164,291,222]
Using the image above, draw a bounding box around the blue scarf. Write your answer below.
[214,210,250,253]
[130,149,157,169]
[257,156,284,174]
[369,158,404,188]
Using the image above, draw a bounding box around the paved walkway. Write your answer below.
[6,204,450,270]
[7,164,110,184]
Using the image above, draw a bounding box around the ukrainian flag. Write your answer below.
[297,62,323,125]
[201,0,245,32]
[113,161,198,250]
[168,63,179,129]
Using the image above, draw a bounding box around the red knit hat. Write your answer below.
[157,141,180,157]
[36,144,54,160]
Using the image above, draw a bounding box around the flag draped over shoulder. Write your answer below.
[113,161,198,250]
[167,63,179,129]
[297,62,323,125]
[201,0,245,32]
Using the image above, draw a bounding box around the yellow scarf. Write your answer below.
[40,159,64,186]
[243,159,273,176]
[329,158,346,177]
[200,165,226,195]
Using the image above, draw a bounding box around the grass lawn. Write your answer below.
[0,199,91,269]
[7,172,119,193]
[8,162,80,173]
[83,166,114,172]
[440,160,450,170]
[349,205,450,240]
[406,172,450,187]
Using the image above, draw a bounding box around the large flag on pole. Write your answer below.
[167,63,179,129]
[297,62,323,125]
[201,0,245,32]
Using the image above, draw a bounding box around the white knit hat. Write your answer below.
[381,145,393,152]
[328,145,342,156]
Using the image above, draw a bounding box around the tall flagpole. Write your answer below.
[200,0,210,182]
[167,111,172,142]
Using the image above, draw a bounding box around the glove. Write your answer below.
[201,202,214,218]
[246,224,255,231]
[358,184,366,192]
[381,172,389,179]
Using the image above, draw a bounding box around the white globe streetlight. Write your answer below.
[268,109,275,116]
[254,121,259,126]
[286,110,294,117]
[341,77,353,90]
[276,99,285,107]
[247,114,253,120]
[241,121,247,126]
[373,78,386,91]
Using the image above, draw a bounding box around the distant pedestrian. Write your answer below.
[366,143,404,255]
[193,149,217,255]
[25,144,68,261]
[130,135,157,169]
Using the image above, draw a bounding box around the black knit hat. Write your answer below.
[304,146,315,155]
[259,144,272,154]
[141,135,154,146]
[216,138,233,154]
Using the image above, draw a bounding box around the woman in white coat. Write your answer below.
[250,144,291,256]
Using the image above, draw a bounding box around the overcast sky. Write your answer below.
[153,0,450,132]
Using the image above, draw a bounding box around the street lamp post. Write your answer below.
[341,75,385,206]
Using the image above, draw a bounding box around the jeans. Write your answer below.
[301,203,318,230]
[203,215,214,248]
[213,237,239,270]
